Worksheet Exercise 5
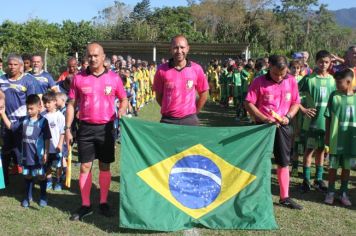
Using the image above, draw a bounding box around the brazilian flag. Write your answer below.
[120,118,277,231]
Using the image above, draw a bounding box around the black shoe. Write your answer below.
[313,180,327,192]
[279,197,303,210]
[300,181,311,193]
[99,203,113,217]
[69,206,93,221]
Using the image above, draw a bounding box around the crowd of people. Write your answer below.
[0,46,158,212]
[0,35,355,221]
[206,46,356,208]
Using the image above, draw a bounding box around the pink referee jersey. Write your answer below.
[69,69,126,124]
[153,60,209,118]
[245,73,300,121]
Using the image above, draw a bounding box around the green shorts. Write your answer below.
[306,130,325,150]
[329,155,356,170]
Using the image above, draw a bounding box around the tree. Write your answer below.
[61,20,100,57]
[147,7,205,41]
[130,0,151,22]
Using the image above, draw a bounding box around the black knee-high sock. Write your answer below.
[40,180,47,199]
[25,178,33,200]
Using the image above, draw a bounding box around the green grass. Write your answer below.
[1,101,356,236]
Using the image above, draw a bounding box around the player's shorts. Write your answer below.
[329,155,356,170]
[23,165,46,177]
[273,125,293,167]
[77,121,115,164]
[46,153,63,170]
[306,130,325,150]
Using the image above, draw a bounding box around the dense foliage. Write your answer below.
[0,0,355,77]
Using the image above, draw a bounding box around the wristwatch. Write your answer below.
[64,126,71,130]
[286,114,292,122]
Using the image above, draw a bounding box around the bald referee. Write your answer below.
[65,42,128,221]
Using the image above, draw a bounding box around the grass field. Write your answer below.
[0,101,356,236]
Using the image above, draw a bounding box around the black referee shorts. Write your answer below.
[77,121,115,164]
[160,114,199,126]
[273,125,293,167]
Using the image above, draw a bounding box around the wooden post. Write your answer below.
[153,43,157,63]
[44,48,48,71]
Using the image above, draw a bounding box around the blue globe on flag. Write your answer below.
[169,155,222,209]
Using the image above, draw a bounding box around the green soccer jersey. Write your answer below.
[241,69,250,93]
[302,73,336,131]
[232,71,241,87]
[296,75,303,84]
[254,69,267,78]
[219,69,229,98]
[324,91,356,155]
[231,71,241,98]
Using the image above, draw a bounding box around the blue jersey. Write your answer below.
[31,71,56,94]
[11,115,51,166]
[56,80,70,95]
[0,73,37,122]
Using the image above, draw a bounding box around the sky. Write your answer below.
[0,0,355,24]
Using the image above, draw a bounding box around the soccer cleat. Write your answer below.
[46,181,53,190]
[39,198,47,207]
[21,199,30,208]
[54,183,62,191]
[313,180,328,192]
[324,192,335,205]
[279,197,303,210]
[99,203,113,217]
[70,206,93,221]
[300,181,311,193]
[339,192,352,206]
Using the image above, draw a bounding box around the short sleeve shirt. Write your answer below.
[43,111,65,154]
[153,59,209,118]
[0,73,37,122]
[245,73,300,121]
[69,68,127,124]
[301,73,336,131]
[324,91,356,155]
[31,71,56,94]
[11,115,51,166]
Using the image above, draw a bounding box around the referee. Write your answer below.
[65,43,128,221]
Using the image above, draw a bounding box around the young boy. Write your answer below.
[289,60,305,176]
[56,92,68,183]
[56,92,67,115]
[42,92,65,191]
[232,62,249,120]
[324,68,356,206]
[219,62,229,107]
[300,50,336,192]
[0,94,51,207]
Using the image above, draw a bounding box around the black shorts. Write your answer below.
[45,153,63,170]
[273,125,293,167]
[160,114,199,126]
[77,121,115,164]
[1,127,22,162]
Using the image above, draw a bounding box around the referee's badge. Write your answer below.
[186,80,193,89]
[285,92,291,101]
[105,86,112,95]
